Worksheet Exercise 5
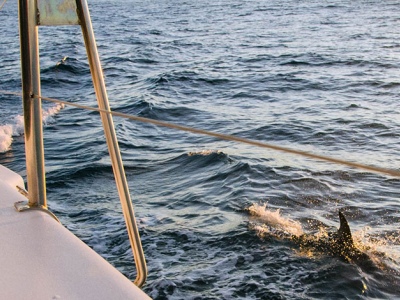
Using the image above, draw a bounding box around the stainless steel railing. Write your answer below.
[18,0,147,287]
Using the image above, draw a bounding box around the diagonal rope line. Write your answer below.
[0,0,7,11]
[0,89,399,177]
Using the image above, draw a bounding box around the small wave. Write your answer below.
[0,103,65,153]
[144,70,230,91]
[185,149,232,167]
[42,56,89,76]
[187,149,223,156]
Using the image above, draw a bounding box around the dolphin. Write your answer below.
[291,211,370,264]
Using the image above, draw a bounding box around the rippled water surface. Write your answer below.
[1,0,399,299]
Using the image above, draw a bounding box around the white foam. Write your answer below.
[0,104,64,153]
[0,124,14,153]
[0,115,24,153]
[187,149,222,156]
[42,103,65,124]
[248,203,304,236]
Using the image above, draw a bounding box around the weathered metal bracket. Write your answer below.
[37,0,79,26]
[14,200,61,223]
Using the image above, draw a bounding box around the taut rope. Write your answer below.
[0,89,399,177]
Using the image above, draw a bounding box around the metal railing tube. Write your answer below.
[75,0,147,287]
[18,0,47,208]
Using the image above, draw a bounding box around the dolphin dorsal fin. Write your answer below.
[337,211,354,245]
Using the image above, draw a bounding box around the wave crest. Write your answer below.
[0,104,64,153]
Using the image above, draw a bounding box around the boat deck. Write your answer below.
[0,164,151,299]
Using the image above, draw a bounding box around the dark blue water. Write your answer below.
[1,0,399,299]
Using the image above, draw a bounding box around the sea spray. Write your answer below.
[249,205,400,274]
[247,203,304,237]
[0,116,24,153]
[0,124,14,153]
[0,103,64,153]
[42,103,65,124]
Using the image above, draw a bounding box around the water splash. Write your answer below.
[247,203,304,237]
[0,103,64,153]
[0,115,24,153]
[353,227,400,271]
[248,203,400,273]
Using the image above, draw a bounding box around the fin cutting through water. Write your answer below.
[338,211,354,246]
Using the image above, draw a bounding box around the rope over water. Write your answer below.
[0,89,399,177]
[0,0,7,11]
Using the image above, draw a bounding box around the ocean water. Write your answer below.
[1,0,400,299]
